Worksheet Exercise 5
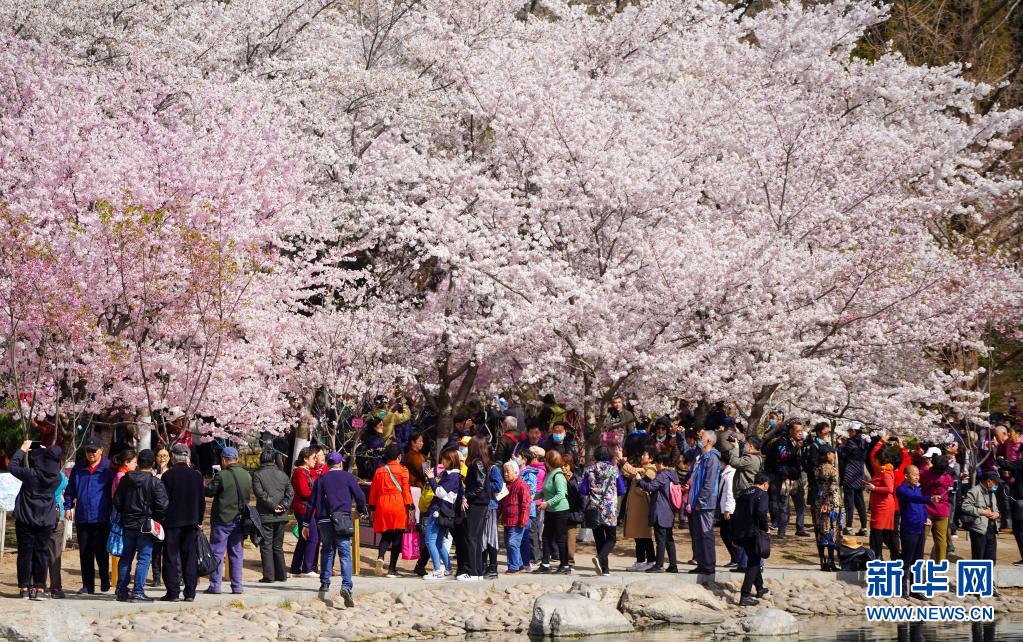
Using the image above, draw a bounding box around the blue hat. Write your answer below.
[326,451,343,465]
[221,446,239,460]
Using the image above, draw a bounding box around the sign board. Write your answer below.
[0,472,21,512]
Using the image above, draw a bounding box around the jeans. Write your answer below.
[424,515,451,572]
[15,521,52,589]
[521,523,532,567]
[690,509,716,572]
[505,525,526,571]
[76,522,110,592]
[529,511,544,561]
[318,523,353,591]
[116,530,155,597]
[208,522,245,593]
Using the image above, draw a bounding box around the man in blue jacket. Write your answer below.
[896,465,938,599]
[63,436,114,594]
[686,430,722,575]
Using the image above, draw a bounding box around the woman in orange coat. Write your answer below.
[369,443,414,577]
[866,447,900,560]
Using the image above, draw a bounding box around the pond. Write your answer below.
[619,617,1022,641]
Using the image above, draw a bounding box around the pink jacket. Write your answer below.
[920,468,954,519]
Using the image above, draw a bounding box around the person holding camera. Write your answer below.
[11,440,63,600]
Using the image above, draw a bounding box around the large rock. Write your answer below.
[529,593,635,637]
[618,578,728,624]
[0,603,91,642]
[738,609,799,636]
[716,608,799,637]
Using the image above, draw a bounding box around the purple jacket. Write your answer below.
[639,468,680,529]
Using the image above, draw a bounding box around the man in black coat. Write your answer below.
[732,472,770,606]
[159,443,205,601]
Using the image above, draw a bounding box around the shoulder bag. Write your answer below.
[229,467,264,546]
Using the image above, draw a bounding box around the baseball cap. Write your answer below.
[170,443,190,458]
[326,451,343,465]
[923,447,943,459]
[83,436,101,450]
[221,446,239,460]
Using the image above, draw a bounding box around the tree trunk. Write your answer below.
[746,384,780,439]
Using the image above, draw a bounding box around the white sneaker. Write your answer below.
[456,574,481,582]
[626,562,643,572]
[424,571,447,581]
[639,562,656,571]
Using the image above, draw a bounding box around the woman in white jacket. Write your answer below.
[718,463,738,567]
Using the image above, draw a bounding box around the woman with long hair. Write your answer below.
[459,435,491,581]
[422,448,462,580]
[813,446,842,571]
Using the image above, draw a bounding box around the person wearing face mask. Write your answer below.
[543,422,576,457]
[722,435,762,573]
[961,471,1001,564]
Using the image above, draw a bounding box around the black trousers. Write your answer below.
[259,521,288,581]
[465,504,488,576]
[16,521,52,588]
[163,525,199,599]
[541,510,569,568]
[843,486,867,529]
[453,519,468,575]
[739,537,764,596]
[870,528,900,560]
[720,518,737,563]
[76,522,110,592]
[900,530,925,594]
[653,525,677,568]
[635,538,654,563]
[970,524,997,561]
[377,529,403,572]
[592,525,616,570]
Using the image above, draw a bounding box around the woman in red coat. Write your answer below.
[369,443,414,577]
[866,447,901,560]
[289,447,320,576]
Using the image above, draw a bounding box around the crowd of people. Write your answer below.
[7,394,1023,608]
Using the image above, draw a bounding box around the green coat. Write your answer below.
[536,468,569,512]
[206,465,253,526]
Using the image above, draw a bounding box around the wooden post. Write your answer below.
[353,516,360,575]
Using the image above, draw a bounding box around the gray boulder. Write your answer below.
[738,608,799,636]
[529,593,635,637]
[717,608,799,636]
[618,578,728,624]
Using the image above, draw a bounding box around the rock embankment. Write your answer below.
[80,576,1023,641]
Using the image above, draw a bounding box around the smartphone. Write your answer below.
[423,462,431,475]
[29,441,43,450]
